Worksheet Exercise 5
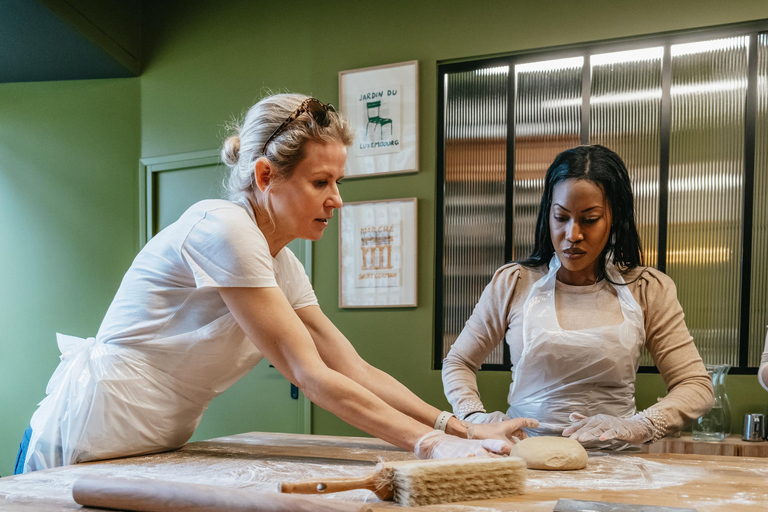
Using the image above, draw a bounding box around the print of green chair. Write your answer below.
[365,101,393,140]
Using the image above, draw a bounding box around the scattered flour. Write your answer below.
[526,452,709,491]
[2,438,767,512]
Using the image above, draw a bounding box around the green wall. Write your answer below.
[138,0,768,438]
[2,0,768,477]
[0,79,140,476]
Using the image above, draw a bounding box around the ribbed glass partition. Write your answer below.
[442,67,508,363]
[513,58,582,260]
[668,37,749,365]
[438,25,768,371]
[590,47,663,367]
[590,48,663,270]
[750,33,768,367]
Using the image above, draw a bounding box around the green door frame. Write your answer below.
[139,149,313,434]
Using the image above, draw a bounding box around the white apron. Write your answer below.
[24,314,261,472]
[507,255,645,450]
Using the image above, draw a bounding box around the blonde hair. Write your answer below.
[221,93,354,215]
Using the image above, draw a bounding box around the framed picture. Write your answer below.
[338,60,418,178]
[339,198,417,308]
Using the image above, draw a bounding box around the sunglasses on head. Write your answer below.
[261,98,336,154]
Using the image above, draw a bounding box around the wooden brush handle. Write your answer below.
[280,473,391,500]
[72,475,372,512]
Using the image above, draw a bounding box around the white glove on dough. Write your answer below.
[464,417,539,443]
[562,412,654,445]
[413,430,512,459]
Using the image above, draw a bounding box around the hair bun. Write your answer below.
[222,135,241,166]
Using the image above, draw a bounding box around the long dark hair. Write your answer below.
[519,145,644,277]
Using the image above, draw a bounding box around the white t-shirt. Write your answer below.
[26,199,318,470]
[95,198,317,390]
[99,198,317,350]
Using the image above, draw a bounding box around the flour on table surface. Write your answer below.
[527,452,708,491]
[0,451,381,504]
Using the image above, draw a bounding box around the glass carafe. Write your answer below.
[692,364,732,441]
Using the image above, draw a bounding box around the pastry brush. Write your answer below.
[279,456,527,506]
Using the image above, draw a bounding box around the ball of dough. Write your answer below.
[509,436,588,470]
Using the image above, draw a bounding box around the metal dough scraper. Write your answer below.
[554,499,698,512]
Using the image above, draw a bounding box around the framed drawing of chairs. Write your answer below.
[339,60,418,178]
[365,101,393,140]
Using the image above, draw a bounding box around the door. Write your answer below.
[140,151,312,439]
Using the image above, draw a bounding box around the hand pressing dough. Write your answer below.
[509,436,588,470]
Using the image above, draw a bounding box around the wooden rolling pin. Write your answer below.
[72,475,373,512]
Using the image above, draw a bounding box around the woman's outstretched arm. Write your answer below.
[219,286,519,457]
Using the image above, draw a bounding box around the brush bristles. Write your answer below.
[381,457,527,507]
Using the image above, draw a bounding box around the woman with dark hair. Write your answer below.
[442,145,714,450]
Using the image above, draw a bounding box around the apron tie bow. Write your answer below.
[56,333,97,360]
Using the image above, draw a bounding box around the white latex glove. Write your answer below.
[413,430,513,459]
[464,417,539,443]
[463,411,512,423]
[562,413,654,445]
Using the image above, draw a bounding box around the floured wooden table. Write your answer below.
[1,432,767,511]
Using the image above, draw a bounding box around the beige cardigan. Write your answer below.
[442,263,714,436]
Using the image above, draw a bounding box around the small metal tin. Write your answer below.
[742,413,765,442]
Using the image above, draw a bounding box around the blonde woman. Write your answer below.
[16,94,535,474]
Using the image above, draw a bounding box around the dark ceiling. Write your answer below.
[0,0,136,83]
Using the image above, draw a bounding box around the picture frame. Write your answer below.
[339,198,418,308]
[338,60,419,178]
